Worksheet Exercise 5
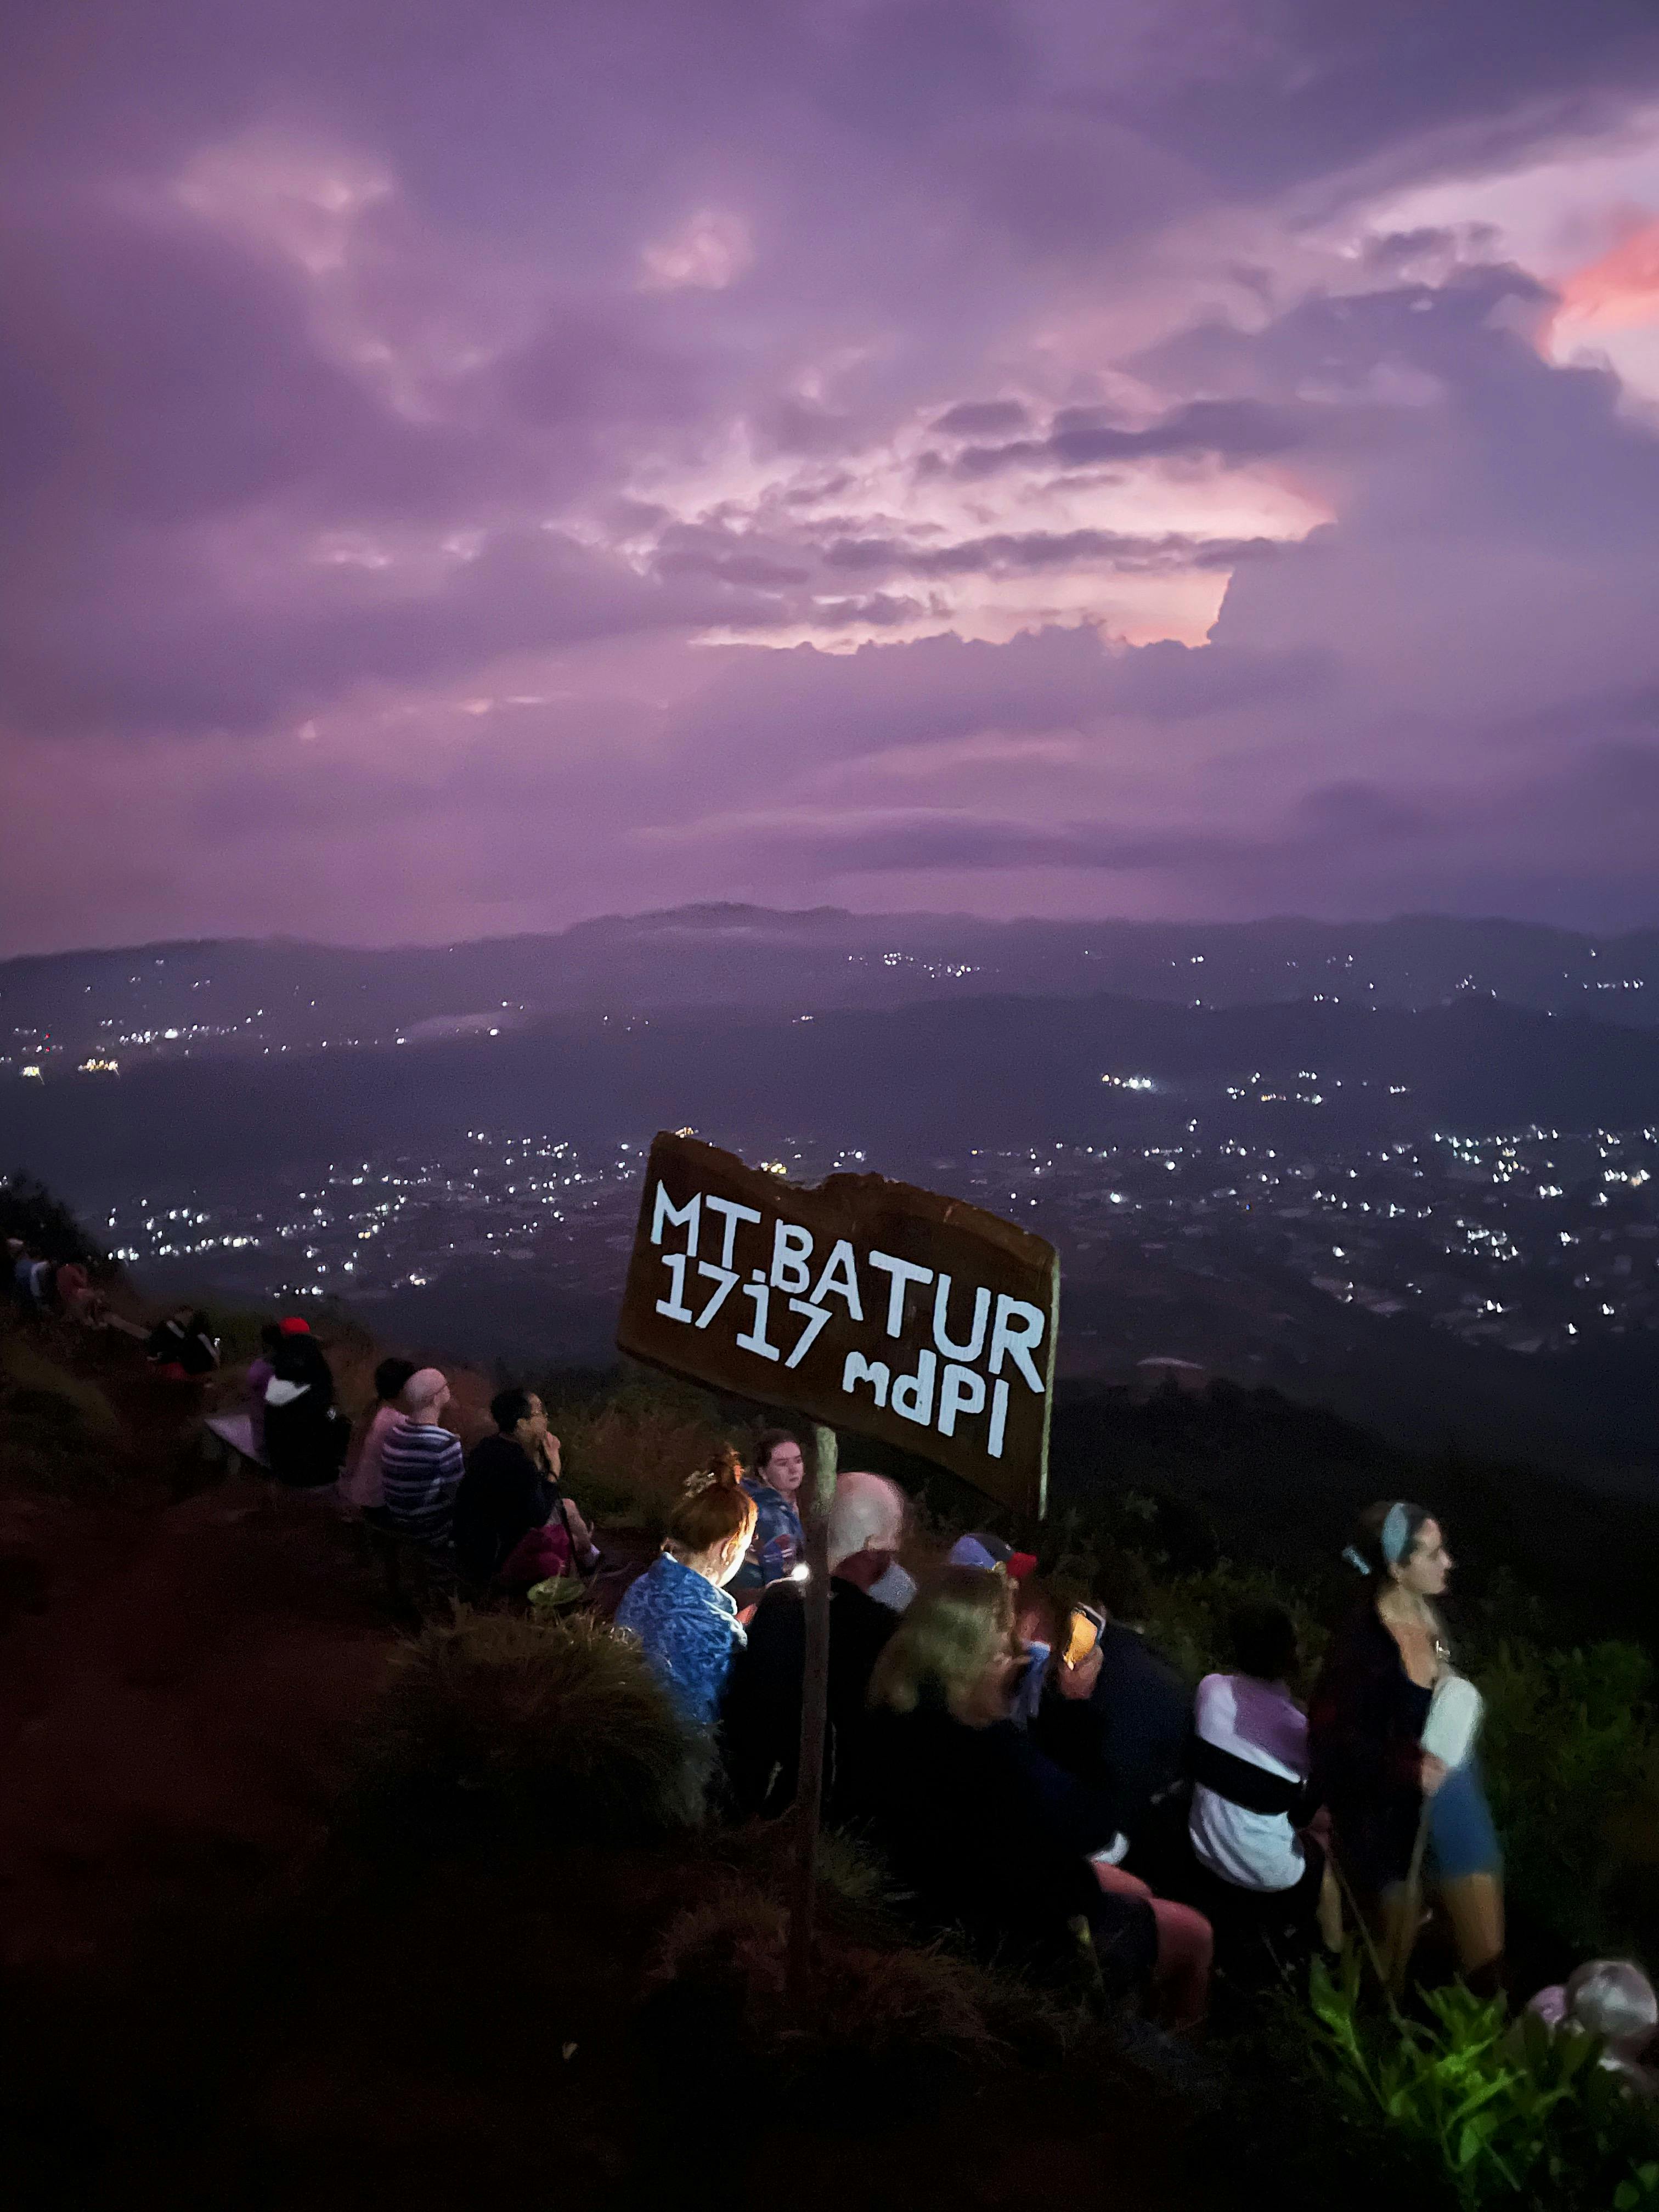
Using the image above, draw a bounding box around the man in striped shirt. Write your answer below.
[381,1367,465,1550]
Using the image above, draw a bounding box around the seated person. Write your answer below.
[453,1386,597,1590]
[1031,1592,1194,1856]
[145,1305,219,1379]
[246,1322,283,1458]
[264,1320,349,1486]
[729,1428,806,1602]
[859,1568,1210,2025]
[1188,1604,1341,1949]
[616,1451,757,1729]
[12,1245,54,1315]
[340,1355,416,1522]
[54,1260,100,1325]
[949,1531,1039,1581]
[721,1470,906,1819]
[380,1368,465,1549]
[946,1535,1048,1726]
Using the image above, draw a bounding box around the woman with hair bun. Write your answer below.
[615,1448,759,1729]
[1309,1500,1504,1990]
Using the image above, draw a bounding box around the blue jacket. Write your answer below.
[615,1553,746,1729]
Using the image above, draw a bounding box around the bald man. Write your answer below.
[380,1367,465,1551]
[719,1471,907,1821]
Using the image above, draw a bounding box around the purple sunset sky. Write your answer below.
[5,0,1659,955]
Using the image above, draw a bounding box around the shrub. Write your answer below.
[1133,1561,1328,1693]
[347,1607,712,1846]
[679,1822,1091,2068]
[1300,1946,1659,2212]
[1477,1638,1659,1960]
[651,1883,996,2057]
[0,1171,111,1271]
[541,1380,742,1533]
[639,1877,1034,2114]
[0,1330,122,1496]
[1042,1519,1329,1695]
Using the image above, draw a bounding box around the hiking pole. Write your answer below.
[787,1421,837,2004]
[1387,1803,1432,2001]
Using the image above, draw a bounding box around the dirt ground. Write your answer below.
[0,1321,1217,2212]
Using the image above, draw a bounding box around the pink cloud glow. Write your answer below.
[5,1,1659,951]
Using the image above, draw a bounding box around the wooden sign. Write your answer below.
[617,1132,1057,1518]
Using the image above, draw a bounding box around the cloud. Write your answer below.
[821,526,1282,577]
[667,623,1334,781]
[639,207,754,292]
[1126,0,1659,200]
[948,396,1312,479]
[5,0,1659,951]
[932,398,1030,435]
[635,807,1264,874]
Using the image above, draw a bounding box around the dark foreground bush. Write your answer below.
[635,1818,1089,2119]
[654,1885,994,2055]
[639,1878,1074,2121]
[0,1329,122,1497]
[1479,1637,1659,1962]
[347,1607,712,1846]
[0,1171,111,1271]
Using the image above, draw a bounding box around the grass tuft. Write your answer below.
[646,1878,1001,2083]
[544,1382,742,1533]
[0,1328,124,1496]
[346,1606,713,1846]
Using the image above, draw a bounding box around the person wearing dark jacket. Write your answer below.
[1309,1500,1504,1989]
[145,1306,219,1379]
[858,1570,1210,2025]
[453,1388,596,1590]
[720,1470,905,1820]
[263,1321,347,1487]
[1031,1610,1194,1855]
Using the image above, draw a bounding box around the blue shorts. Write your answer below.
[1427,1756,1502,1882]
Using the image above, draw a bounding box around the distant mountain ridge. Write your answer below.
[8,986,1659,1189]
[5,905,1659,1072]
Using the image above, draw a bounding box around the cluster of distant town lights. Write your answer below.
[78,1116,1659,1373]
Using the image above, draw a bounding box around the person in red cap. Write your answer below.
[947,1532,1036,1581]
[263,1322,348,1486]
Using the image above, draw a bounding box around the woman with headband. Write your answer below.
[1308,1500,1504,1991]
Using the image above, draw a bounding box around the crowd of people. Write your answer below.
[611,1446,1656,2064]
[228,1318,600,1598]
[8,1237,121,1331]
[9,1263,1654,2073]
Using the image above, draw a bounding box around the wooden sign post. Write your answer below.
[616,1133,1059,1994]
[788,1419,837,1997]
